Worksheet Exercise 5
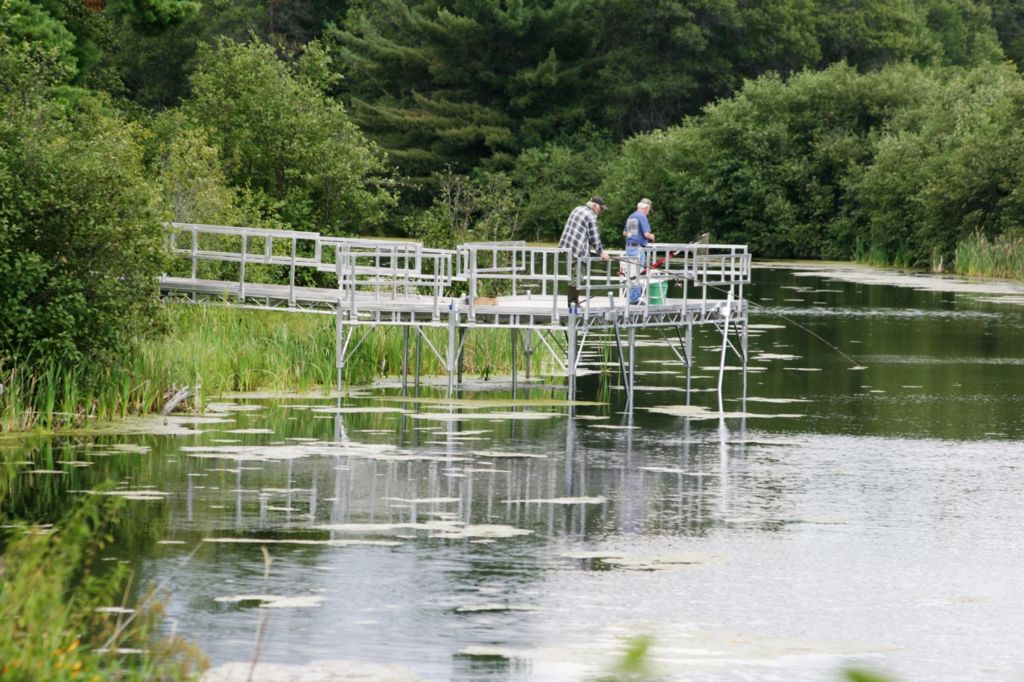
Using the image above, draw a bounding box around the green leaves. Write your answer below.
[601,59,1024,268]
[850,63,1024,266]
[0,1,78,79]
[182,37,396,235]
[106,0,202,30]
[0,44,165,369]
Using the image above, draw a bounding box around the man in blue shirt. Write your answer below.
[623,198,654,304]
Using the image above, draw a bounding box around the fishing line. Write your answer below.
[611,254,866,370]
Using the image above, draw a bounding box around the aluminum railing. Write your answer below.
[167,222,323,304]
[334,241,454,320]
[456,242,571,320]
[571,243,749,309]
[164,224,750,319]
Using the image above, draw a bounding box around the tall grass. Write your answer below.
[141,305,552,391]
[955,231,1024,280]
[1,304,556,433]
[0,360,167,434]
[852,238,913,269]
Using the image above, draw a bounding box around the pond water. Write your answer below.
[5,263,1024,681]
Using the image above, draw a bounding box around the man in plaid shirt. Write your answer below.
[559,196,611,262]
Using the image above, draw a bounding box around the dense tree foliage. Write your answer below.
[601,61,1024,267]
[504,127,614,241]
[984,0,1024,67]
[324,0,597,191]
[325,0,827,187]
[107,0,350,108]
[324,0,1003,196]
[850,64,1024,267]
[818,0,1001,70]
[601,63,931,256]
[176,38,395,234]
[0,38,164,367]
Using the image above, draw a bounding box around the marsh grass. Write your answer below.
[852,239,914,270]
[955,231,1024,280]
[151,305,551,389]
[0,361,166,434]
[1,304,556,433]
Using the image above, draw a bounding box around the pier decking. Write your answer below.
[159,223,752,404]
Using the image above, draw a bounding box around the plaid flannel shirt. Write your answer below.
[558,205,604,258]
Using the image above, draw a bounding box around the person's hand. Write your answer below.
[601,252,611,262]
[645,232,655,242]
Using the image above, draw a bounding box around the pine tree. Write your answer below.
[326,0,598,193]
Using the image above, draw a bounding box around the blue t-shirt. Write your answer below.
[624,210,652,247]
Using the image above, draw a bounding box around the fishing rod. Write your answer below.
[610,253,866,370]
[569,240,698,307]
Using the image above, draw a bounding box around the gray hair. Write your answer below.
[637,198,652,209]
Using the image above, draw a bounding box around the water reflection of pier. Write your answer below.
[160,223,751,406]
[198,404,749,541]
[177,401,751,548]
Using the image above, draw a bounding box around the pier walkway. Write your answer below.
[159,223,752,405]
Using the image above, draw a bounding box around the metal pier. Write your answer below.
[159,223,752,406]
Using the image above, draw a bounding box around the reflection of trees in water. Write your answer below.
[2,437,173,551]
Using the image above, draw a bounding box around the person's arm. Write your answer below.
[587,216,610,261]
[641,214,654,242]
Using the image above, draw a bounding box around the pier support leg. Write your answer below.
[524,329,533,380]
[610,321,626,391]
[684,320,693,406]
[402,325,410,395]
[717,292,733,413]
[457,326,466,386]
[741,305,749,406]
[511,327,518,396]
[567,309,578,399]
[414,326,422,397]
[627,324,636,412]
[447,308,458,398]
[613,320,630,403]
[335,308,344,392]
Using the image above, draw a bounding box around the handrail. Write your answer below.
[171,222,320,240]
[162,223,748,319]
[455,243,570,321]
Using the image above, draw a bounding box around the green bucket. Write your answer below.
[648,279,668,305]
